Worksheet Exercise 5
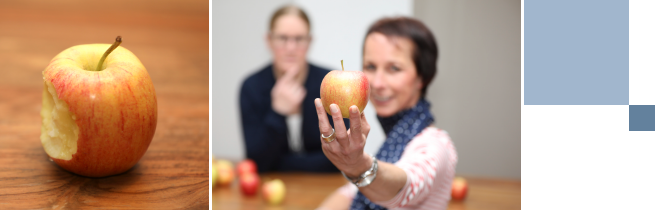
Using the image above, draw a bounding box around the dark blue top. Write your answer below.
[239,63,349,173]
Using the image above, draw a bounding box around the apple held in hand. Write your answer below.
[215,159,236,186]
[237,159,257,177]
[240,173,260,196]
[451,177,468,201]
[262,179,286,205]
[320,60,370,118]
[41,36,157,177]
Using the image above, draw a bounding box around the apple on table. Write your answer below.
[236,159,258,177]
[451,176,468,201]
[212,156,221,187]
[214,159,235,186]
[239,172,260,196]
[262,179,286,205]
[41,36,157,177]
[320,60,370,118]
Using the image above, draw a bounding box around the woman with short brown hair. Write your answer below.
[316,17,457,210]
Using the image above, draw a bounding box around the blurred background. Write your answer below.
[0,0,208,94]
[214,0,520,180]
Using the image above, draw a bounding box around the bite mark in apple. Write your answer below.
[41,80,79,161]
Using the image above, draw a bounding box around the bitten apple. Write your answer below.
[240,173,260,196]
[215,159,235,186]
[320,60,370,118]
[237,159,257,177]
[41,36,157,177]
[262,179,286,205]
[451,177,468,201]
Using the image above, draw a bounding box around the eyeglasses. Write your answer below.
[270,34,311,48]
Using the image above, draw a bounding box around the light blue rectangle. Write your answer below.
[524,0,628,105]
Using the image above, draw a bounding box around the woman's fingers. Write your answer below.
[314,99,333,137]
[348,105,364,148]
[293,86,306,103]
[360,111,370,139]
[329,104,350,148]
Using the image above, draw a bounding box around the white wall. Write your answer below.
[213,0,286,162]
[415,0,521,179]
[213,0,412,161]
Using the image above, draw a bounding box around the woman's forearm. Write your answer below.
[357,161,407,202]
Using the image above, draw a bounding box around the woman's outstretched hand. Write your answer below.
[314,98,373,177]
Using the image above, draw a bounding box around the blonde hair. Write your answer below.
[269,5,310,32]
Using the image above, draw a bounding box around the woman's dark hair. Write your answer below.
[269,5,310,32]
[365,17,438,98]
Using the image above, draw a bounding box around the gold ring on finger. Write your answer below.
[321,128,336,143]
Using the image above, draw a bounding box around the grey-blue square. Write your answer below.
[629,105,655,131]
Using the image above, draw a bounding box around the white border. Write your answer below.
[208,0,213,206]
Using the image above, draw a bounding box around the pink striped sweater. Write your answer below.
[338,127,458,210]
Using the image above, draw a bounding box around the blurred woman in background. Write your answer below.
[239,5,347,172]
[316,17,457,210]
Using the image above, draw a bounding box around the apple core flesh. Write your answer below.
[41,81,79,160]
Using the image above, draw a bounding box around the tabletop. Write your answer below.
[213,173,520,210]
[0,0,209,209]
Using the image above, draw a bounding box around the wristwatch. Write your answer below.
[341,155,378,187]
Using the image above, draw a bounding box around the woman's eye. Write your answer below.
[364,64,376,71]
[390,66,400,72]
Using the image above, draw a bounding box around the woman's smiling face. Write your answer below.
[363,32,423,117]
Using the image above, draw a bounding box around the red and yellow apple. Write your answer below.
[262,179,286,205]
[40,36,157,177]
[237,159,257,177]
[240,173,260,196]
[320,61,369,118]
[451,177,468,201]
[215,159,235,186]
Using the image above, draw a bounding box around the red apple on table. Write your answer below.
[237,159,257,177]
[451,177,468,201]
[320,60,370,118]
[262,179,286,205]
[240,173,260,196]
[215,159,235,186]
[40,36,157,177]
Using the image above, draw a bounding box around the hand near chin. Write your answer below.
[271,67,306,115]
[314,98,373,177]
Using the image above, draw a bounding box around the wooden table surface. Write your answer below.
[213,173,520,210]
[0,0,209,209]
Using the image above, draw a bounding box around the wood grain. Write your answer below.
[213,173,520,210]
[0,0,209,209]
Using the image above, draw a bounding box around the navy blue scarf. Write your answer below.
[350,98,434,210]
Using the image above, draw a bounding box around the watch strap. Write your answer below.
[341,155,378,187]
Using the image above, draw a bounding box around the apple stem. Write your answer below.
[96,36,122,71]
[341,60,344,71]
